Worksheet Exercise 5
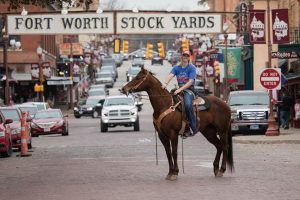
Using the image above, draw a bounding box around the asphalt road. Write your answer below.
[1,60,300,200]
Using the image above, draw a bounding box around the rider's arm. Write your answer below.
[177,79,193,92]
[162,73,175,87]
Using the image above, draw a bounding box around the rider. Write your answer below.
[162,50,197,137]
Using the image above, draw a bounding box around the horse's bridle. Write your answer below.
[130,70,150,92]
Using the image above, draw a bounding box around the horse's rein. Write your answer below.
[131,70,149,91]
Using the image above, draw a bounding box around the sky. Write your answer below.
[101,0,209,11]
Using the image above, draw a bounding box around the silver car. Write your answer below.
[95,71,114,88]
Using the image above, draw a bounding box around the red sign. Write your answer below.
[260,68,281,90]
[272,9,289,44]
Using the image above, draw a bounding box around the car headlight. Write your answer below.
[87,107,93,111]
[130,108,138,115]
[74,107,78,111]
[56,120,64,126]
[102,108,109,116]
[0,131,5,137]
[231,111,238,120]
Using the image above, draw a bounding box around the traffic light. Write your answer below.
[214,61,220,84]
[157,42,165,58]
[122,40,129,53]
[181,39,189,52]
[214,61,220,76]
[146,43,153,59]
[114,38,120,53]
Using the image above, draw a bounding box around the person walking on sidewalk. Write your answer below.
[279,91,293,129]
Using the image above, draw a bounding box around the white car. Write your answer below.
[100,95,140,132]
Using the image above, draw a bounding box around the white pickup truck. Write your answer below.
[228,90,271,135]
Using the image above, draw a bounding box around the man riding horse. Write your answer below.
[162,50,197,137]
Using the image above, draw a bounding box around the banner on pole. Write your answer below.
[272,9,289,44]
[249,10,266,44]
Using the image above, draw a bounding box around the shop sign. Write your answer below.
[271,51,298,59]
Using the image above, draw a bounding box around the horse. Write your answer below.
[121,67,234,180]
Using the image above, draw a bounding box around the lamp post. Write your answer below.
[36,46,44,102]
[224,33,229,100]
[69,38,74,110]
[3,32,9,105]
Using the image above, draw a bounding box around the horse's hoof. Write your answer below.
[165,175,172,180]
[216,171,223,177]
[169,175,177,181]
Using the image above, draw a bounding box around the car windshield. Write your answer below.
[96,73,111,78]
[78,100,87,105]
[88,90,106,96]
[34,111,62,119]
[18,107,38,116]
[132,58,143,64]
[229,93,269,106]
[194,80,204,87]
[129,68,141,75]
[104,97,134,106]
[86,99,100,106]
[102,59,115,66]
[0,109,20,121]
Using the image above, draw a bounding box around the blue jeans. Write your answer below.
[280,110,290,128]
[183,91,197,133]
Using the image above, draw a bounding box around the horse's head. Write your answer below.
[121,67,150,95]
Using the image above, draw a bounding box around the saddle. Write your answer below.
[171,89,211,136]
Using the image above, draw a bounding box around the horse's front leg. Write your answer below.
[158,132,173,180]
[170,136,179,181]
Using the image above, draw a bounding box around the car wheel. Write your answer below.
[75,115,81,118]
[134,118,140,131]
[1,138,12,157]
[92,111,99,118]
[101,122,108,132]
[28,142,32,149]
[62,131,69,136]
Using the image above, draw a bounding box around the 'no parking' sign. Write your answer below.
[260,68,281,90]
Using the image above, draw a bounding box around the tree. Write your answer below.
[0,0,94,11]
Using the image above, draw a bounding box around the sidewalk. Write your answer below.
[233,127,300,144]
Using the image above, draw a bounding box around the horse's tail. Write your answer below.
[227,120,234,172]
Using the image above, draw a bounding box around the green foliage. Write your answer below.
[0,0,94,11]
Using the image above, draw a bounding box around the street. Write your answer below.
[0,60,300,200]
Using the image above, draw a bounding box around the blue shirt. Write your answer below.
[170,63,196,87]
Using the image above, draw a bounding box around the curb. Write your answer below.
[233,139,300,144]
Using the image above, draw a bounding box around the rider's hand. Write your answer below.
[174,88,182,95]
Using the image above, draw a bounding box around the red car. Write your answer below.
[0,115,13,157]
[0,107,32,150]
[31,109,69,137]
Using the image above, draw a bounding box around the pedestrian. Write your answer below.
[278,91,293,129]
[161,50,197,137]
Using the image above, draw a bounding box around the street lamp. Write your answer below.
[2,29,9,105]
[223,23,230,100]
[36,46,44,102]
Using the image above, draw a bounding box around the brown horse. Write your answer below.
[121,67,234,180]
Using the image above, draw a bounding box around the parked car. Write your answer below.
[22,102,50,110]
[132,57,144,67]
[100,65,118,80]
[228,90,270,135]
[169,52,181,66]
[74,97,105,118]
[166,50,176,61]
[101,57,117,68]
[31,109,68,137]
[100,95,140,132]
[151,55,163,65]
[95,71,115,88]
[111,53,123,67]
[0,107,32,150]
[88,88,107,97]
[126,67,141,82]
[89,84,109,95]
[194,79,210,95]
[14,104,38,119]
[0,116,13,157]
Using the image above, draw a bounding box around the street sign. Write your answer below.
[260,68,281,90]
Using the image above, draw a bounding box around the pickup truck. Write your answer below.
[228,90,271,135]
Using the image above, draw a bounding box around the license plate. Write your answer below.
[44,127,50,132]
[231,124,238,131]
[79,111,83,114]
[250,125,259,130]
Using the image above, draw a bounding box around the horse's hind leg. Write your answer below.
[202,126,222,177]
[158,133,174,180]
[218,133,228,177]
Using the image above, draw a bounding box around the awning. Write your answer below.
[12,73,32,81]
